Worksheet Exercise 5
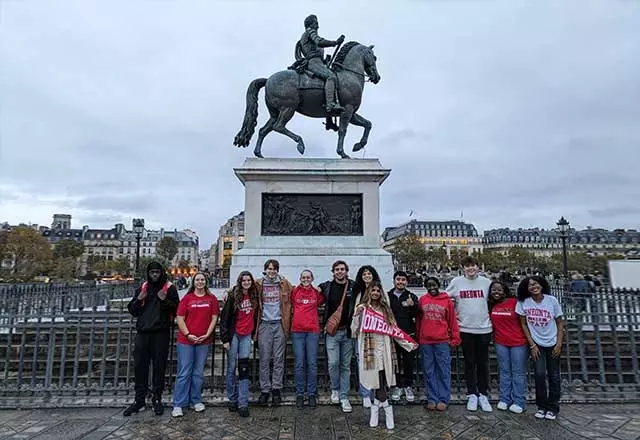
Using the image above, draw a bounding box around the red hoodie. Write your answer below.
[291,284,325,333]
[417,292,461,346]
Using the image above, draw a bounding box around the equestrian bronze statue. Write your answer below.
[233,14,381,159]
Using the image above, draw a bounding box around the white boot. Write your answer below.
[369,399,380,427]
[380,400,394,430]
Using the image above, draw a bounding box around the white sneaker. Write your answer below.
[363,396,372,408]
[331,390,340,404]
[192,403,205,412]
[466,394,478,411]
[478,394,493,412]
[390,387,402,401]
[340,399,353,413]
[404,387,415,402]
[171,407,183,417]
[497,401,508,411]
[545,411,557,420]
[534,409,546,419]
[509,404,523,414]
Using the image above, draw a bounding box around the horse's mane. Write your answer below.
[332,41,360,68]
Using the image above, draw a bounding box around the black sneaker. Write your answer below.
[309,395,317,409]
[295,395,304,410]
[258,392,270,406]
[228,402,238,412]
[272,390,282,406]
[152,399,164,416]
[123,401,145,416]
[239,406,250,417]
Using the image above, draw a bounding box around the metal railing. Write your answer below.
[0,282,639,407]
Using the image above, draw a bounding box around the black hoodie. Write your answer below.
[127,261,180,333]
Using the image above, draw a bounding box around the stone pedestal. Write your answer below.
[230,158,395,287]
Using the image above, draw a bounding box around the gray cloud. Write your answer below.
[1,1,639,246]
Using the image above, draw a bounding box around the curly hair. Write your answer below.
[353,265,381,298]
[232,271,259,311]
[516,275,551,302]
[487,280,512,311]
[360,281,396,326]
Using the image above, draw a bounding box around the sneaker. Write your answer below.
[239,406,250,418]
[152,399,164,416]
[534,409,546,419]
[436,402,447,411]
[497,401,508,411]
[309,395,317,409]
[466,394,478,411]
[340,399,353,413]
[228,402,238,412]
[296,395,304,410]
[330,390,340,404]
[390,387,402,401]
[509,404,523,414]
[272,389,282,406]
[545,411,557,420]
[257,392,270,406]
[123,401,145,416]
[363,396,372,408]
[404,387,415,403]
[478,394,492,412]
[171,407,183,417]
[192,403,205,412]
[424,402,436,411]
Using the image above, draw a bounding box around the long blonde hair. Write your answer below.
[360,281,396,325]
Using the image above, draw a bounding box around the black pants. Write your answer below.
[394,340,416,387]
[375,370,389,402]
[533,346,561,413]
[133,331,170,403]
[460,332,491,396]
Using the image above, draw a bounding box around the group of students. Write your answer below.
[123,256,565,430]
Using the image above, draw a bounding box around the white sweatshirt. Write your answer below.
[446,275,492,334]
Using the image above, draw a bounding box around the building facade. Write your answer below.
[382,219,482,257]
[214,211,245,276]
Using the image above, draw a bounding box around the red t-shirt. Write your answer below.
[490,297,527,347]
[176,292,220,345]
[291,285,325,333]
[235,292,255,336]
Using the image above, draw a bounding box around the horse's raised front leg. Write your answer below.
[350,112,372,152]
[254,115,276,158]
[336,108,354,159]
[272,107,305,155]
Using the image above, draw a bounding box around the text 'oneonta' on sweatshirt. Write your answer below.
[446,275,492,334]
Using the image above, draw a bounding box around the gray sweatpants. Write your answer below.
[258,321,285,393]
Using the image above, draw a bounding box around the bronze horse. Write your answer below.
[233,42,381,159]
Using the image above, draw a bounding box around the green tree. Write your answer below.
[5,227,53,280]
[112,257,132,276]
[476,250,508,273]
[425,247,447,271]
[178,259,191,271]
[392,234,428,272]
[52,239,85,280]
[156,236,178,263]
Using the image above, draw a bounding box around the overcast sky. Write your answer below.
[1,1,639,248]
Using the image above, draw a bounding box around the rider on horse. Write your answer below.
[297,14,345,114]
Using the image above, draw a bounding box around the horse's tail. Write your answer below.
[233,78,267,148]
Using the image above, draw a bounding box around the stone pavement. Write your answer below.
[0,403,639,440]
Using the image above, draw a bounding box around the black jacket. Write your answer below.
[127,261,179,333]
[319,279,355,336]
[219,288,258,344]
[388,288,419,335]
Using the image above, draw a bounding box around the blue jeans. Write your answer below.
[226,334,252,408]
[352,338,373,398]
[292,332,319,396]
[421,343,451,404]
[495,344,529,409]
[173,343,210,408]
[326,329,353,399]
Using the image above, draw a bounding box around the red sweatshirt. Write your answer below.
[417,292,461,346]
[291,284,325,333]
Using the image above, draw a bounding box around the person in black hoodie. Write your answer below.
[388,270,420,402]
[124,261,180,416]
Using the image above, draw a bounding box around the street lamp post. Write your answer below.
[557,216,570,285]
[133,218,145,278]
